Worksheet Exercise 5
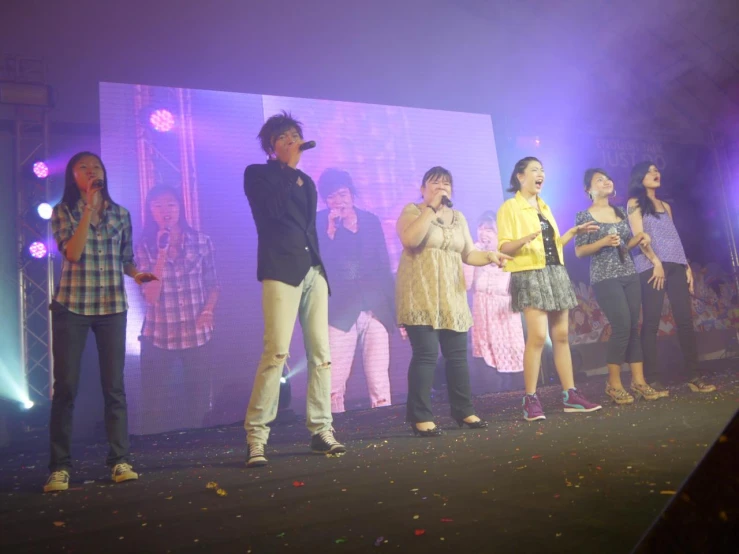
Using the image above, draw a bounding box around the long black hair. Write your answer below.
[507,156,541,193]
[627,161,659,217]
[59,151,117,207]
[583,167,626,219]
[141,185,192,252]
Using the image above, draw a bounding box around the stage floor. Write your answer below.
[2,369,738,553]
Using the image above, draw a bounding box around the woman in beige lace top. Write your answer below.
[396,167,509,436]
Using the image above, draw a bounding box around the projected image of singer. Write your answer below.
[316,169,395,413]
[463,211,525,390]
[44,152,158,494]
[243,112,345,468]
[395,167,511,437]
[136,186,220,433]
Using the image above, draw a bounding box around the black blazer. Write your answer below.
[244,160,328,289]
[316,208,395,334]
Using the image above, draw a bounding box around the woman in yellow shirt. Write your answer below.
[497,157,602,421]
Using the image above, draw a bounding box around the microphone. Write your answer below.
[158,229,170,250]
[609,227,624,263]
[92,178,105,188]
[441,196,453,208]
[299,140,316,151]
[617,246,625,263]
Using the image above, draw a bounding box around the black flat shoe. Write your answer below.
[411,424,444,437]
[455,417,489,429]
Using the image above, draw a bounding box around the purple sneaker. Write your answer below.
[562,388,602,413]
[522,394,546,421]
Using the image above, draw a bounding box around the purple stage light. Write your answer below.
[33,161,49,178]
[150,109,175,132]
[28,241,47,259]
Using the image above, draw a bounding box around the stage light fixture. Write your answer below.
[37,202,53,220]
[22,400,34,410]
[150,109,175,132]
[274,372,297,424]
[28,241,47,259]
[32,161,49,179]
[278,374,292,411]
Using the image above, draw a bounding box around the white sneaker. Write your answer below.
[111,463,139,483]
[43,470,70,493]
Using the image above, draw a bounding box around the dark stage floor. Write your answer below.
[2,369,738,554]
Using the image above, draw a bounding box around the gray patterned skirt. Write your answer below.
[509,265,578,313]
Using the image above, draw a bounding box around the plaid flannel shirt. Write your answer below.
[137,229,219,350]
[52,199,134,315]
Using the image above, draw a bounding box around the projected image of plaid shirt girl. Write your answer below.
[136,186,220,434]
[44,152,157,494]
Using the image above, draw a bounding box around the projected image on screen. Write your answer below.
[100,82,504,435]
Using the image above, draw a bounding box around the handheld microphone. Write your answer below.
[299,140,316,151]
[609,227,624,263]
[616,246,625,263]
[441,196,453,208]
[92,178,105,188]
[158,230,171,250]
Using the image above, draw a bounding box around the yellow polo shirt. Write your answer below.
[497,191,565,273]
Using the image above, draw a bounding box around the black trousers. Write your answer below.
[405,326,474,423]
[592,274,643,366]
[639,262,699,382]
[140,339,212,432]
[49,301,129,471]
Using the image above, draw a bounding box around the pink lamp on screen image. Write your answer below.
[33,161,49,178]
[29,241,47,259]
[150,109,175,132]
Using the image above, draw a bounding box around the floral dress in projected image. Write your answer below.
[464,242,524,373]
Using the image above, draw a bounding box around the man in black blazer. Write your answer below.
[243,112,345,468]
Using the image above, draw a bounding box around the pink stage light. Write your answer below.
[29,241,47,259]
[33,161,49,178]
[150,109,175,132]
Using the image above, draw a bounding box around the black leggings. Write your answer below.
[640,262,699,382]
[405,326,475,423]
[592,274,643,366]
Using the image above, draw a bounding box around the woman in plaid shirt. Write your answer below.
[44,152,157,493]
[136,186,220,434]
